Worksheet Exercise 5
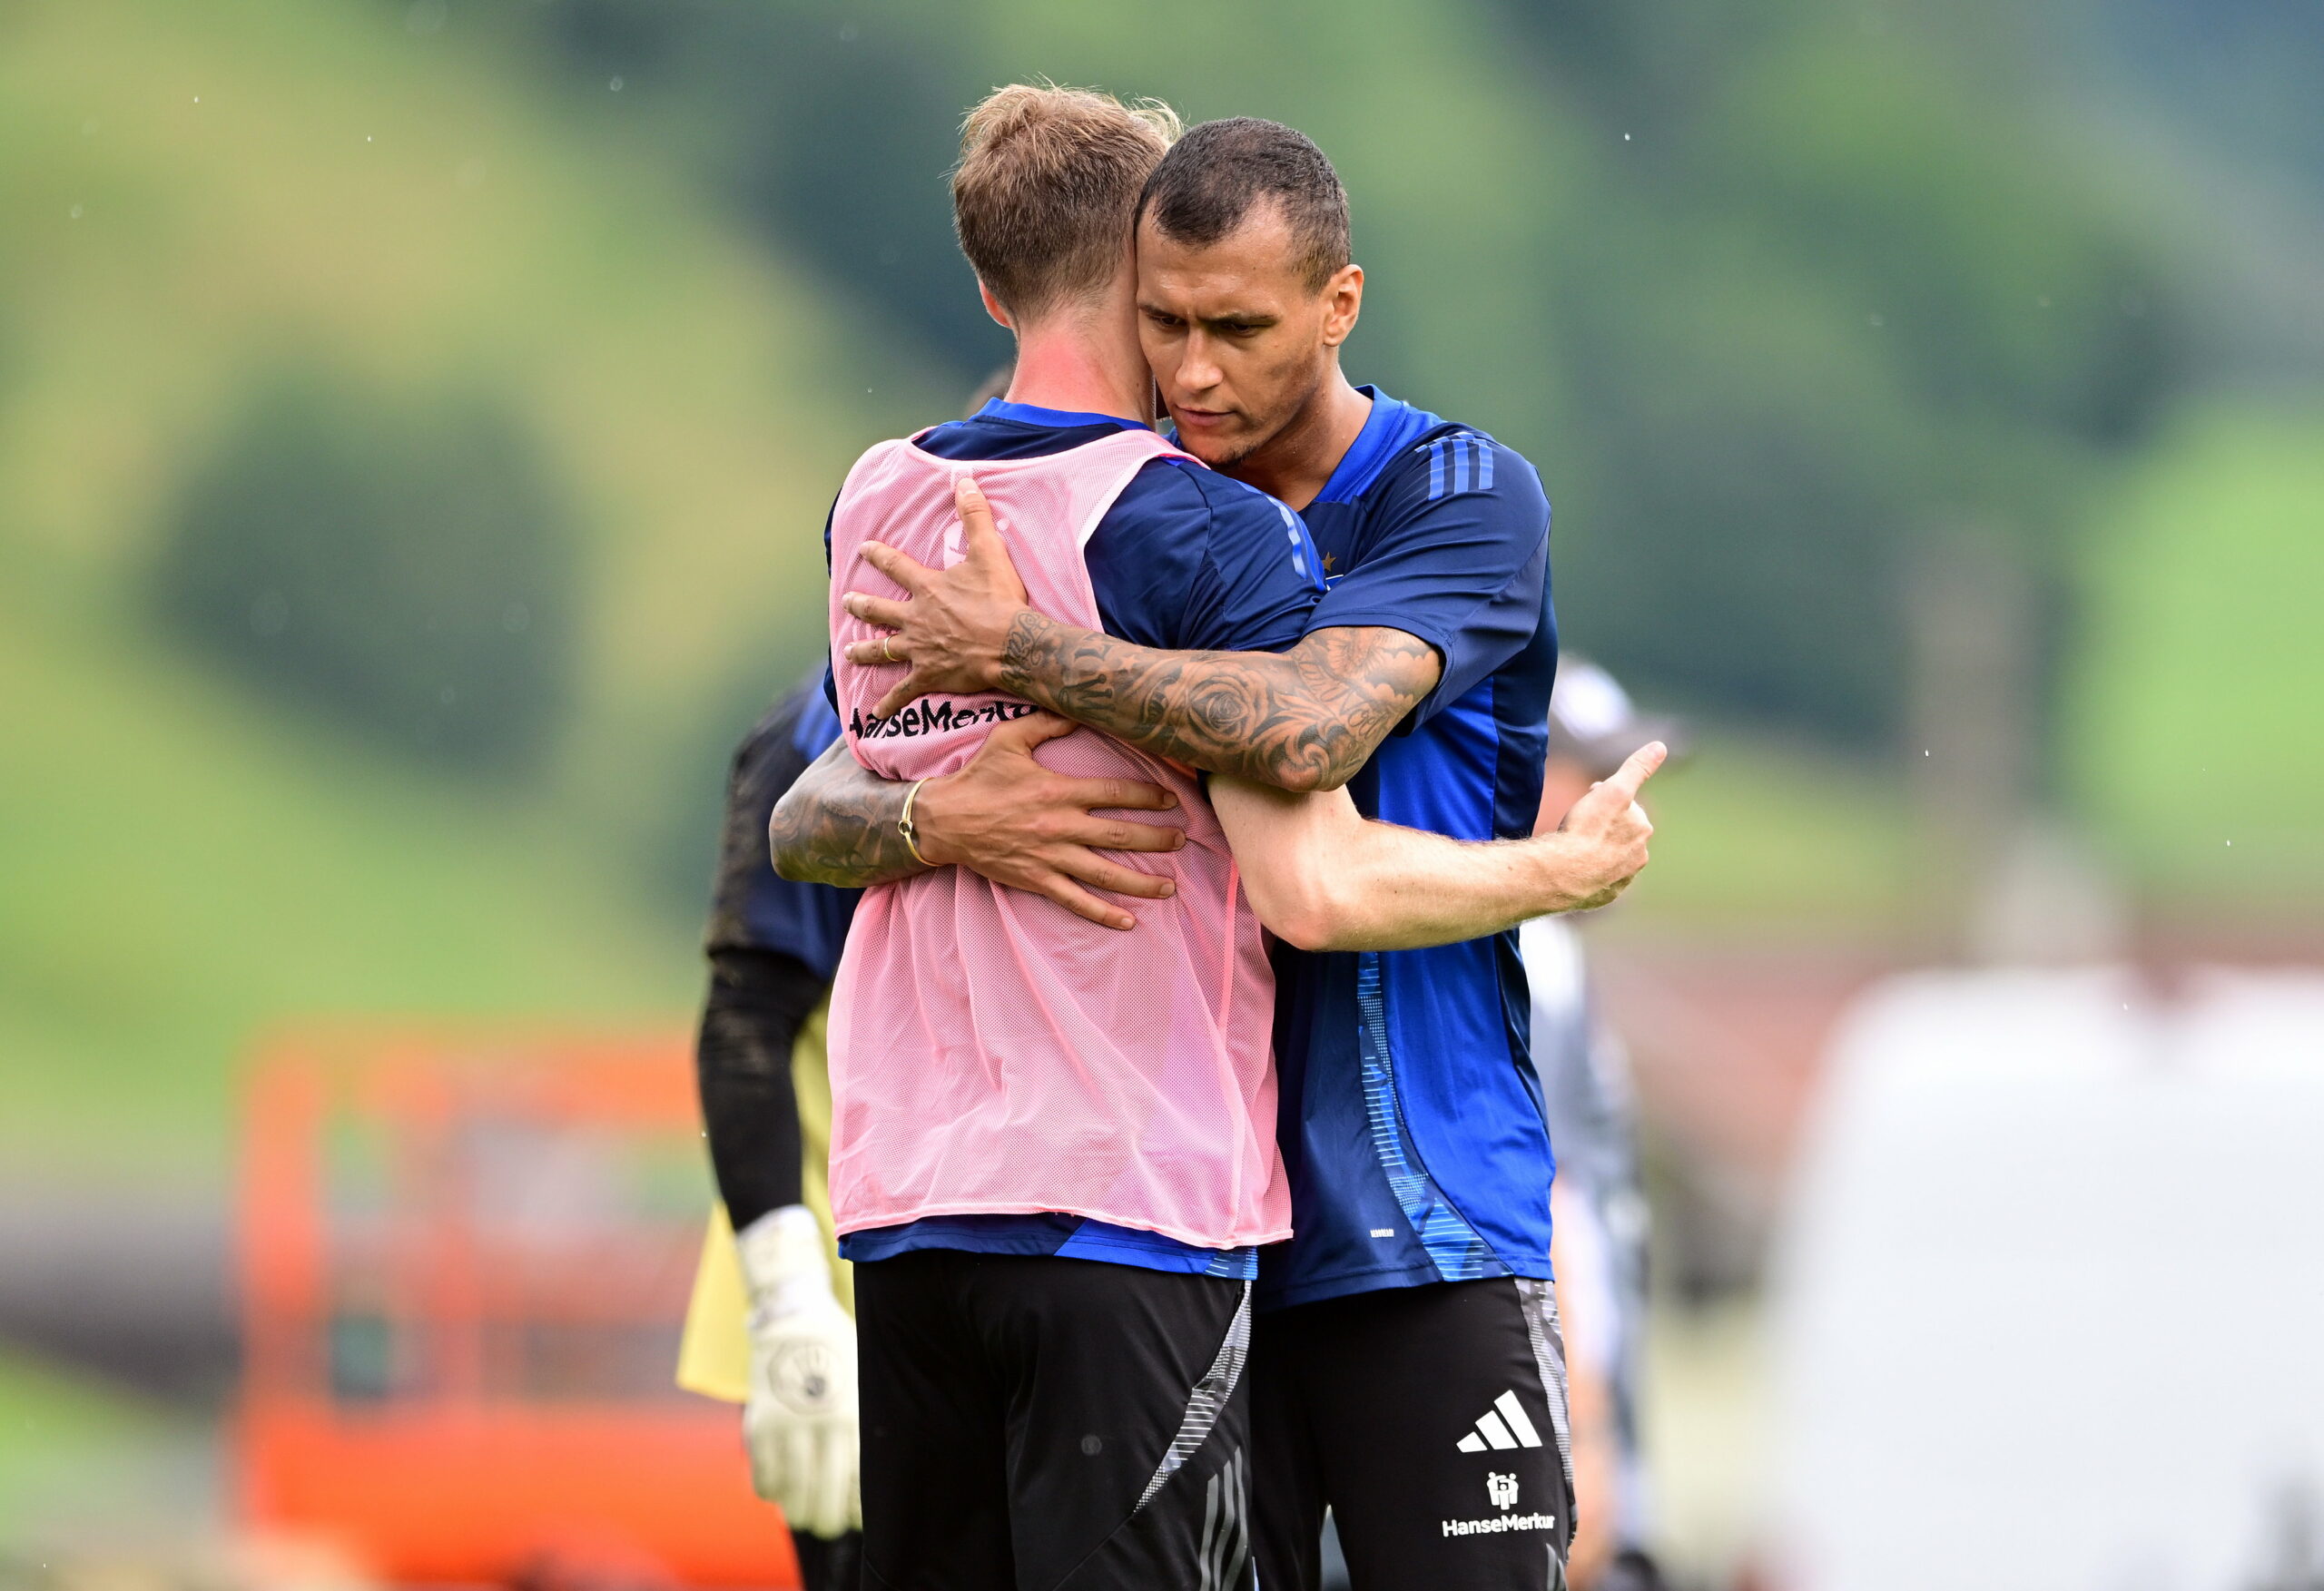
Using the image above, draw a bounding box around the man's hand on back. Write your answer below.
[915,712,1187,932]
[771,711,1186,932]
[842,474,1026,719]
[843,475,1443,796]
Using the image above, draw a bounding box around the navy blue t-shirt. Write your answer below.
[835,398,1325,1280]
[705,680,861,977]
[1263,387,1560,1311]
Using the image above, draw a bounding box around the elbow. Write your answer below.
[1245,757,1351,797]
[766,800,813,883]
[1250,872,1356,953]
[1270,911,1340,954]
[1265,762,1330,796]
[1276,732,1377,795]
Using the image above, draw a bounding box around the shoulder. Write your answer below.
[1167,456,1309,547]
[1375,426,1549,528]
[1168,462,1319,595]
[1113,456,1303,545]
[909,419,971,458]
[742,681,836,768]
[1088,457,1206,559]
[843,434,920,476]
[735,686,803,764]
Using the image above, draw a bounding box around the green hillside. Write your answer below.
[0,580,694,1178]
[5,0,2312,1192]
[0,0,946,868]
[0,0,950,1174]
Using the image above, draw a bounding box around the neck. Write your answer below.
[1219,360,1372,511]
[1003,296,1153,426]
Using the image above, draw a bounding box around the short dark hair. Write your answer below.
[1137,118,1351,291]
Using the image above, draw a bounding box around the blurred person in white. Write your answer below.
[1522,657,1684,1591]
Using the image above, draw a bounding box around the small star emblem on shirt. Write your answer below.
[1321,552,1339,573]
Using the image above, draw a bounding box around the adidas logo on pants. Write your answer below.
[1454,1390,1544,1452]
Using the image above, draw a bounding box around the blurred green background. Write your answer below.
[3,0,2319,1566]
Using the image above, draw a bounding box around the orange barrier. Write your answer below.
[236,1031,799,1586]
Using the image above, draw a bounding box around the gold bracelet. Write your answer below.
[897,778,931,868]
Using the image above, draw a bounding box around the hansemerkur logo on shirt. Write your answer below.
[852,697,1041,741]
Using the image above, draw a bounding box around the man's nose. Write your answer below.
[1179,332,1224,393]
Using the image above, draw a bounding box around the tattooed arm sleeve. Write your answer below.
[993,620,1442,793]
[767,739,928,888]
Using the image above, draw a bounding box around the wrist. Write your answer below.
[1532,833,1600,913]
[904,772,967,868]
[991,608,1057,698]
[971,629,1015,693]
[735,1204,837,1317]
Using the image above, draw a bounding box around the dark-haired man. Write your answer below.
[788,118,1613,1588]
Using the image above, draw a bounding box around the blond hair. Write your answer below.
[952,83,1180,322]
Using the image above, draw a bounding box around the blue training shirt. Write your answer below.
[711,683,861,979]
[835,398,1326,1280]
[1262,386,1560,1311]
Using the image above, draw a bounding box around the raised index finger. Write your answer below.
[1599,741,1669,804]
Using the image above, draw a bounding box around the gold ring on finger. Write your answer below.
[882,636,897,664]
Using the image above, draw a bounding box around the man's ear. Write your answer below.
[1320,262,1364,349]
[978,280,1016,332]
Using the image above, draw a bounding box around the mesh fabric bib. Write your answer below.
[823,427,1289,1250]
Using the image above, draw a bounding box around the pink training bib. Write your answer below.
[823,427,1289,1251]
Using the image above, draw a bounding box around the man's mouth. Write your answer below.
[1173,406,1236,430]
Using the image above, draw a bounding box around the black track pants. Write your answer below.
[1250,1278,1574,1591]
[856,1250,1256,1591]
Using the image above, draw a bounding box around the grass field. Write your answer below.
[1606,732,1918,937]
[0,0,892,1178]
[2069,397,2324,908]
[0,1346,207,1548]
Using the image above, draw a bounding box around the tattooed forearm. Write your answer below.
[768,739,930,887]
[995,619,1442,793]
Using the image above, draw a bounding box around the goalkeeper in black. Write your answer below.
[686,673,864,1586]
